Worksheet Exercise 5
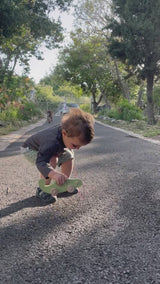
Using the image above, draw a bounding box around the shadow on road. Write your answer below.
[0,121,51,158]
[0,141,23,158]
[0,192,78,219]
[0,196,50,218]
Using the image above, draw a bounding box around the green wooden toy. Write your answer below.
[39,178,83,196]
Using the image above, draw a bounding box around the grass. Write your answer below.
[0,117,42,136]
[96,116,160,139]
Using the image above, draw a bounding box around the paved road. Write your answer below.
[1,117,160,284]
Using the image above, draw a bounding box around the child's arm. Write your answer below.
[48,170,68,185]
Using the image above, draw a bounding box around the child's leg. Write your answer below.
[40,156,58,185]
[58,149,74,178]
[60,159,78,194]
[49,156,58,169]
[40,174,51,185]
[37,155,58,203]
[61,159,74,178]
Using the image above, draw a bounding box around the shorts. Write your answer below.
[21,147,74,166]
[57,149,74,166]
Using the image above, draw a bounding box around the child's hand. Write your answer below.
[54,172,68,185]
[48,170,67,185]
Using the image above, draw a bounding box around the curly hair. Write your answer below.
[61,108,94,144]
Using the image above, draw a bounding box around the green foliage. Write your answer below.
[36,84,63,111]
[153,84,160,113]
[55,82,83,98]
[40,73,85,103]
[36,85,54,101]
[108,0,160,76]
[0,76,34,111]
[0,0,72,88]
[0,102,41,122]
[99,99,143,121]
[0,0,71,40]
[17,101,41,120]
[108,0,160,124]
[79,103,91,113]
[0,106,19,122]
[52,35,122,111]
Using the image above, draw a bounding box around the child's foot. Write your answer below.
[36,187,57,204]
[57,188,79,197]
[70,188,79,194]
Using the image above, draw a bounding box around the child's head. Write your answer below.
[61,108,94,149]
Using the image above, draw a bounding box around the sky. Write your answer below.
[15,7,75,84]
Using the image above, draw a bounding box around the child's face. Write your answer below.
[62,130,87,150]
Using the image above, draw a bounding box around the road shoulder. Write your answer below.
[96,120,160,146]
[0,118,46,151]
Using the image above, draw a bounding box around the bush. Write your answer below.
[79,103,91,113]
[117,100,143,121]
[0,106,19,122]
[0,101,42,122]
[18,101,42,120]
[98,99,143,121]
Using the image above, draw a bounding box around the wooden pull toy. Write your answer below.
[39,178,83,196]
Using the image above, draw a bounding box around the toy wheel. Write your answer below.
[51,188,58,196]
[67,185,75,193]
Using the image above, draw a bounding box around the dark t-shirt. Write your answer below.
[23,125,65,177]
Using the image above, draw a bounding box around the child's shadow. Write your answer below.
[0,192,77,219]
[0,196,48,219]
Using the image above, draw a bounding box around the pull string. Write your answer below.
[72,161,86,200]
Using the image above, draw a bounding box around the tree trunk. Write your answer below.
[146,72,156,124]
[97,93,103,105]
[0,53,12,84]
[91,83,98,113]
[99,89,111,109]
[113,60,130,101]
[91,90,97,113]
[11,54,18,74]
[137,81,144,109]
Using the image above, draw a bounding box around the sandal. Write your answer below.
[36,187,57,203]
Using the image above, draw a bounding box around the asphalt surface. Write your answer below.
[1,116,160,284]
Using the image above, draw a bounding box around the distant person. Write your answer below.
[22,109,95,204]
[47,110,53,123]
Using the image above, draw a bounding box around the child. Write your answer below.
[22,108,94,203]
[47,110,53,123]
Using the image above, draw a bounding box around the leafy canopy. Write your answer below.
[108,0,160,78]
[0,0,72,85]
[0,0,72,40]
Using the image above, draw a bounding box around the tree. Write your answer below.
[0,0,72,40]
[0,0,72,87]
[74,0,111,36]
[53,35,121,112]
[73,0,133,101]
[108,0,160,124]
